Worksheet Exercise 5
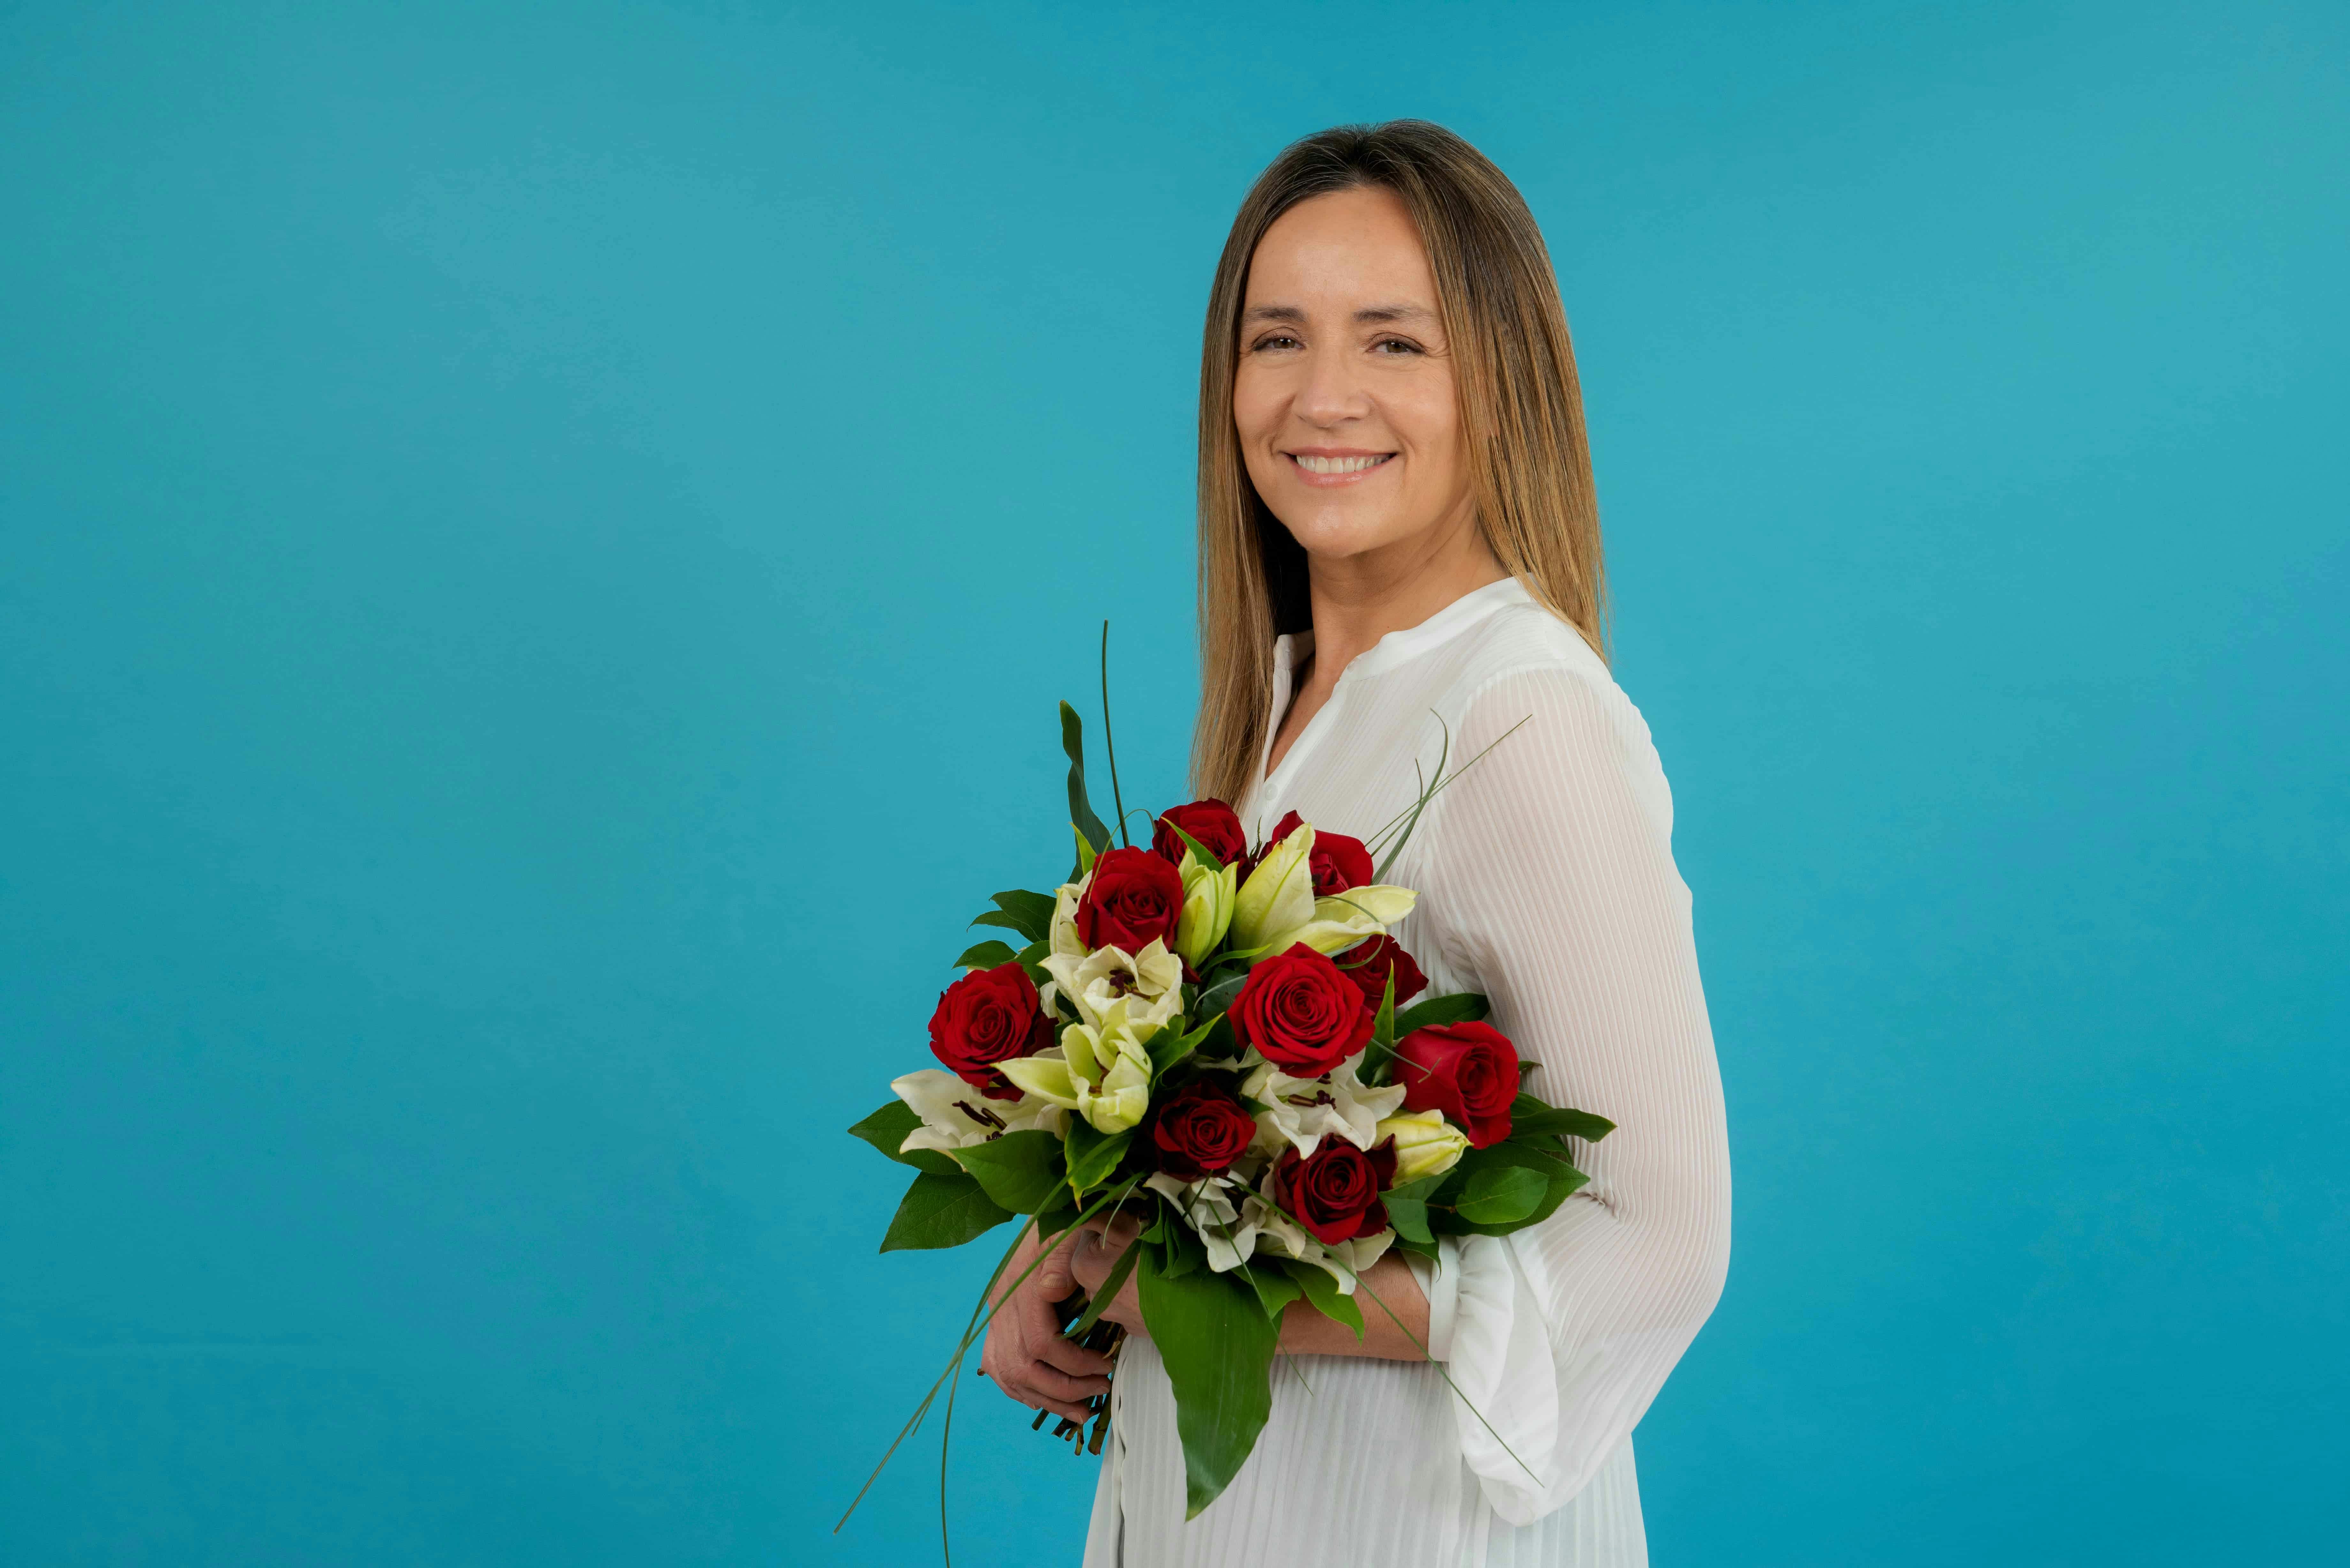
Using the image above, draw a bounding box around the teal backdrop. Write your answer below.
[4,2,2345,1563]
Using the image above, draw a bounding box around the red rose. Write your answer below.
[1270,1137,1398,1244]
[1151,799,1247,868]
[1255,809,1374,895]
[1395,1021,1519,1147]
[1075,846,1186,953]
[1147,1079,1258,1180]
[1337,935,1427,1009]
[1229,944,1375,1075]
[928,962,1053,1100]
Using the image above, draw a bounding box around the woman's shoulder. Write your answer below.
[1446,586,1620,712]
[1442,590,1671,814]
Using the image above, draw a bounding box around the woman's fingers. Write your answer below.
[1032,1239,1077,1296]
[995,1337,1106,1421]
[1017,1359,1111,1405]
[1033,1331,1112,1379]
[1066,1231,1106,1291]
[1069,1225,1143,1293]
[975,1222,1133,1422]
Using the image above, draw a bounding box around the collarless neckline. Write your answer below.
[1271,573,1530,685]
[1257,575,1532,803]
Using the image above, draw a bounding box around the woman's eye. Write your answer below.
[1372,337,1423,356]
[1250,334,1302,353]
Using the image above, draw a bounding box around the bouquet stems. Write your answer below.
[1033,1294,1126,1455]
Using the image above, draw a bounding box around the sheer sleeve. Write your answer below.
[1414,661,1732,1525]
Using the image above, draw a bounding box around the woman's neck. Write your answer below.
[1263,510,1505,780]
[1301,515,1507,689]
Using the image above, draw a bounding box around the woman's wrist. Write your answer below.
[1274,1254,1431,1360]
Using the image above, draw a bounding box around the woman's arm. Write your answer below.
[1413,662,1733,1521]
[978,1222,1115,1421]
[1064,1219,1432,1359]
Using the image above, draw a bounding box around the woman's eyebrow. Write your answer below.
[1242,302,1434,325]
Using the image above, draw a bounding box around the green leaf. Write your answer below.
[1455,1163,1547,1225]
[1065,1122,1134,1195]
[1194,970,1248,1020]
[1073,822,1097,876]
[1508,1096,1617,1145]
[1393,991,1490,1035]
[1060,702,1116,870]
[1064,1236,1143,1339]
[952,1129,1065,1214]
[1162,821,1225,872]
[1280,1258,1364,1340]
[1382,1173,1439,1244]
[1434,1143,1588,1236]
[1158,1229,1201,1279]
[879,1171,1013,1251]
[978,889,1056,944]
[1360,970,1400,1085]
[1147,1022,1196,1081]
[846,1101,963,1176]
[1137,1249,1282,1519]
[952,939,1020,970]
[1182,1013,1235,1064]
[1242,1261,1304,1322]
[1386,1173,1445,1204]
[1391,1231,1439,1261]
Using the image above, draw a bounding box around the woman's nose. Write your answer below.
[1293,343,1371,427]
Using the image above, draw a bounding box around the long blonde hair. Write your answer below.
[1191,120,1607,804]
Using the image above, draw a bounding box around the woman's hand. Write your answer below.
[1067,1215,1148,1336]
[979,1225,1112,1423]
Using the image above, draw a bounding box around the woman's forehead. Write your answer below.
[1245,188,1434,309]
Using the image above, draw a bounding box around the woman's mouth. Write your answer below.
[1287,451,1396,483]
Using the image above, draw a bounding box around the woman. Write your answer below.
[981,120,1731,1568]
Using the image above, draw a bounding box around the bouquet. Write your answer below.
[843,684,1615,1533]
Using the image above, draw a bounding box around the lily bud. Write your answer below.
[1259,885,1419,957]
[1228,825,1316,953]
[1375,1108,1470,1183]
[1174,857,1238,966]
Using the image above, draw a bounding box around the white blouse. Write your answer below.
[1083,576,1732,1567]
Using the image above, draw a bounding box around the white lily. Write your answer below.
[1257,885,1419,957]
[1145,1171,1268,1272]
[1048,878,1088,960]
[1041,939,1183,1032]
[892,1068,1068,1154]
[1174,856,1238,967]
[1242,1055,1407,1157]
[1233,1177,1395,1293]
[998,999,1158,1134]
[1376,1107,1470,1182]
[1227,824,1316,953]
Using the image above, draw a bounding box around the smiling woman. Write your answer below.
[981,121,1729,1568]
[1193,129,1608,816]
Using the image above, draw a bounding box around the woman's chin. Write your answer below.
[1277,512,1434,566]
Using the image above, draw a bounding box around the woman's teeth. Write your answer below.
[1292,453,1391,475]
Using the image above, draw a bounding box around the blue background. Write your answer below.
[4,2,2344,1563]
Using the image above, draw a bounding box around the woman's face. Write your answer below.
[1233,185,1470,565]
